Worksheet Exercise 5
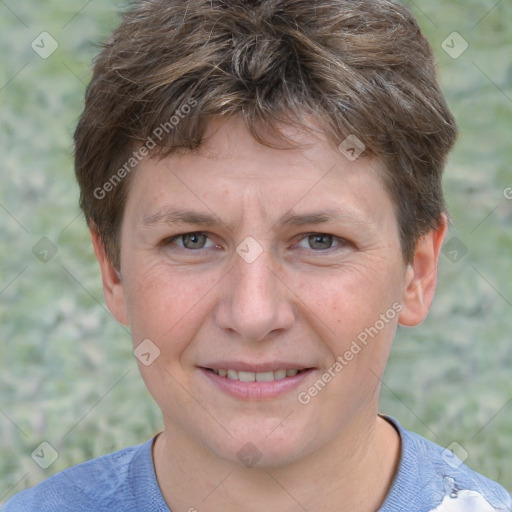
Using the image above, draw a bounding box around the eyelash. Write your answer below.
[163,231,349,254]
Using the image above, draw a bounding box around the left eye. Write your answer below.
[296,233,344,251]
[167,232,215,250]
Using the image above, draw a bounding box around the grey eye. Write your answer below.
[307,233,334,250]
[179,232,209,249]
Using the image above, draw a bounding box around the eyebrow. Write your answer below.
[142,208,219,227]
[141,207,367,230]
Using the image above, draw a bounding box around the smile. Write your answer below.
[209,368,303,381]
[200,366,315,400]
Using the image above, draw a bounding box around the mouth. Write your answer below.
[203,368,308,382]
[199,365,315,400]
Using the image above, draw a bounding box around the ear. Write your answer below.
[90,226,129,326]
[398,214,448,327]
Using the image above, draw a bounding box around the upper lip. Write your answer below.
[200,361,314,372]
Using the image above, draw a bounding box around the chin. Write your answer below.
[207,422,312,469]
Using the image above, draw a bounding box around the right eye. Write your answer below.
[164,232,216,250]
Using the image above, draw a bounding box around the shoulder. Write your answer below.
[380,415,512,512]
[1,440,154,512]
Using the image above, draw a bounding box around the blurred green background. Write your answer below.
[0,0,511,502]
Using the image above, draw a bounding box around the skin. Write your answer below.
[92,116,447,512]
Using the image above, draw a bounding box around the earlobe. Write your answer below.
[89,226,130,326]
[398,215,448,327]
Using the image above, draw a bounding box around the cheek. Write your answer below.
[124,264,217,411]
[293,260,401,337]
[290,260,403,404]
[299,273,399,422]
[123,261,214,352]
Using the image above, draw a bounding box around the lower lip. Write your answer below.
[199,368,315,400]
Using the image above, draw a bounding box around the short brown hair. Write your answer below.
[74,0,457,269]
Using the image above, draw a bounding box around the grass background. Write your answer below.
[0,0,511,503]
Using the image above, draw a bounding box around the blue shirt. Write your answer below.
[3,416,511,511]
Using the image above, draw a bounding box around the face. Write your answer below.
[94,116,444,468]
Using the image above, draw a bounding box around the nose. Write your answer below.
[214,244,295,342]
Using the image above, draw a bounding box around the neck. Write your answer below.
[153,412,401,512]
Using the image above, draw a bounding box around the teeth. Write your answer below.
[238,371,255,382]
[274,369,287,380]
[212,368,302,381]
[256,371,274,382]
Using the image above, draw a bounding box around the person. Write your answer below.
[3,0,511,510]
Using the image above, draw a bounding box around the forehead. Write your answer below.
[124,116,395,232]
